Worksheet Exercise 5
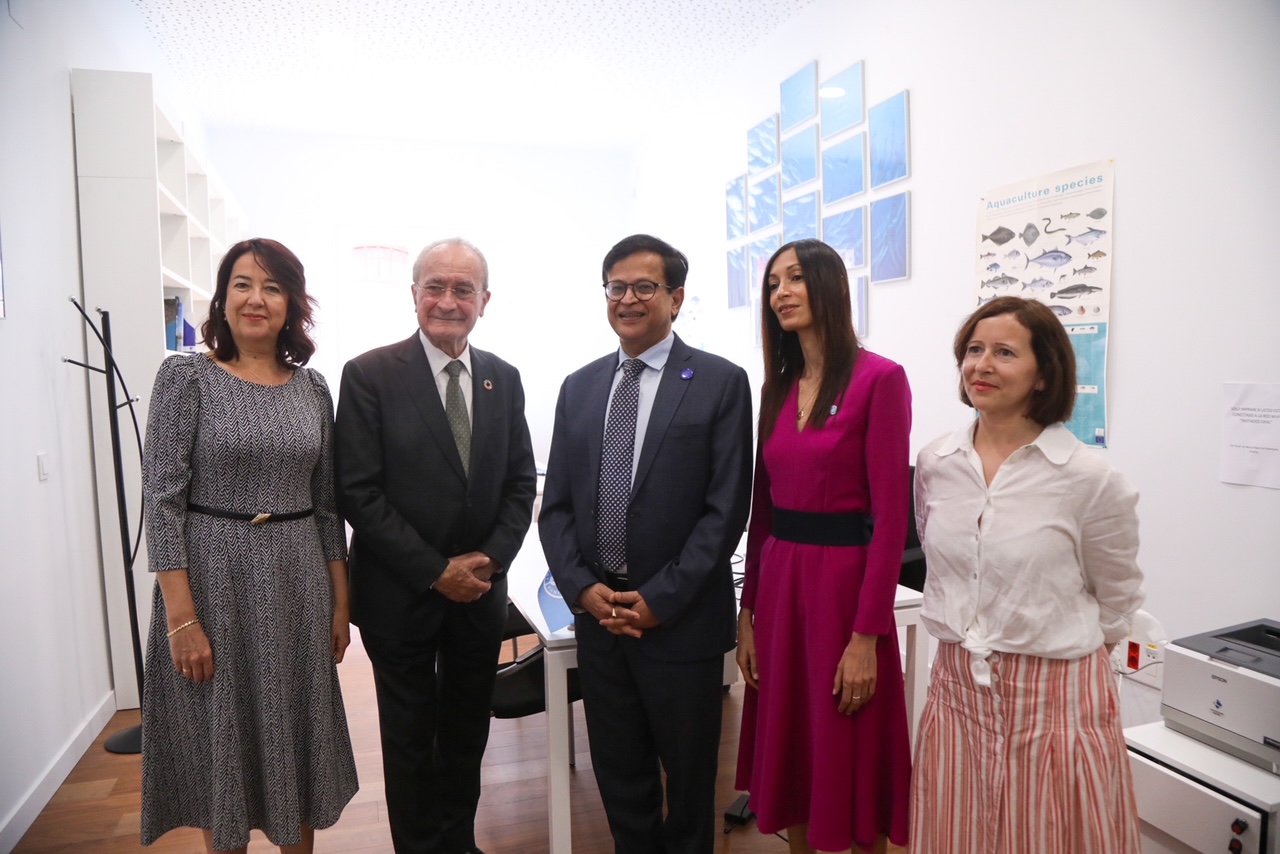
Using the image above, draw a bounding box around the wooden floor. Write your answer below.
[15,628,826,853]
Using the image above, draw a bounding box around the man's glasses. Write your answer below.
[414,283,482,302]
[602,280,675,302]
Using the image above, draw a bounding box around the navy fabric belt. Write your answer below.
[772,507,874,546]
[187,503,314,525]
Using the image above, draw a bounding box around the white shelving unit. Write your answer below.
[70,68,247,708]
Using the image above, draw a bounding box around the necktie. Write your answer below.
[444,360,470,475]
[596,358,646,574]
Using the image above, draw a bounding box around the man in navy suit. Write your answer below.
[539,234,753,854]
[335,238,536,854]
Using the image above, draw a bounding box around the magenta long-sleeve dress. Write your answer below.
[735,349,913,851]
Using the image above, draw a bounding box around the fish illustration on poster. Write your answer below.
[976,159,1115,446]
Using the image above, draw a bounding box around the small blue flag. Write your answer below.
[538,569,574,632]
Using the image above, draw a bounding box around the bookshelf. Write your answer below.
[70,68,247,707]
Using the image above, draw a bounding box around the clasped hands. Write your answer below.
[433,551,499,603]
[579,582,658,638]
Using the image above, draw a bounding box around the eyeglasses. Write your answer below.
[602,280,676,301]
[414,283,483,302]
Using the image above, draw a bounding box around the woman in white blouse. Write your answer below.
[909,296,1144,853]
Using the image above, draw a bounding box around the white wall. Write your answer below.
[0,0,205,847]
[630,0,1280,639]
[3,0,1278,846]
[205,128,637,463]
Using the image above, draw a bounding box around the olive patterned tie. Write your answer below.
[444,360,470,476]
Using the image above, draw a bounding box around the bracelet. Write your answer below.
[167,619,199,638]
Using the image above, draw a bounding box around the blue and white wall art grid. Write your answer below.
[726,59,911,337]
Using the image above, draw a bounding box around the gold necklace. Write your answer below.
[233,356,283,386]
[797,377,821,421]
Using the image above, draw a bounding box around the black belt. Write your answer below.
[772,508,873,546]
[602,570,633,591]
[187,503,314,525]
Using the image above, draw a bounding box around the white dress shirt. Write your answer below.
[418,330,472,424]
[914,421,1144,685]
[603,331,674,483]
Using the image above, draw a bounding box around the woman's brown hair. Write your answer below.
[759,239,860,440]
[202,238,317,367]
[953,296,1076,425]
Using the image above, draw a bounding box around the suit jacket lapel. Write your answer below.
[584,356,614,502]
[633,336,692,497]
[468,348,497,485]
[400,335,468,483]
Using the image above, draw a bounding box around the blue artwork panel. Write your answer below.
[748,173,780,232]
[781,125,819,190]
[748,233,781,347]
[747,114,779,174]
[822,132,865,203]
[869,90,910,189]
[725,174,747,240]
[820,61,864,138]
[727,246,749,309]
[748,234,780,293]
[822,206,865,269]
[780,61,818,131]
[783,192,819,243]
[870,191,910,283]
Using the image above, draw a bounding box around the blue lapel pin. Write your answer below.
[680,368,694,380]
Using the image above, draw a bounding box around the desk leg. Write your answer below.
[544,647,575,854]
[567,703,575,768]
[904,623,929,745]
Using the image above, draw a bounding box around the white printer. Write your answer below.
[1162,619,1280,776]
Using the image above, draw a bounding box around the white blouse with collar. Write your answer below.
[914,422,1145,685]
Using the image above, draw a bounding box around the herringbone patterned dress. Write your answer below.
[139,354,357,849]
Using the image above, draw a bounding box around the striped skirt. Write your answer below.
[909,642,1141,853]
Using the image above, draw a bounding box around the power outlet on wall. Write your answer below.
[1118,639,1164,691]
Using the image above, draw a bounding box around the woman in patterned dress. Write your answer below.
[140,238,357,852]
[910,296,1143,852]
[736,239,913,853]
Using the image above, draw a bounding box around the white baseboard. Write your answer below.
[0,692,116,852]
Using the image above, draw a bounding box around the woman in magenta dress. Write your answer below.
[736,239,912,853]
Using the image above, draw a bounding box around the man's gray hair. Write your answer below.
[412,238,490,290]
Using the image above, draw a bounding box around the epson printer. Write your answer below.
[1162,618,1280,776]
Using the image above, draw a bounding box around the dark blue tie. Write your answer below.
[596,359,645,574]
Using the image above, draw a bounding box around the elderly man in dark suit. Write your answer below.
[335,237,536,854]
[539,234,754,854]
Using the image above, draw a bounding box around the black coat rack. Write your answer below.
[65,298,146,755]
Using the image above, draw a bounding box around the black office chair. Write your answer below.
[501,599,533,659]
[491,599,583,719]
[899,464,926,592]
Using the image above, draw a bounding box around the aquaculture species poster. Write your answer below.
[976,159,1115,446]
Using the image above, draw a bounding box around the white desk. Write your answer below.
[506,531,928,854]
[1125,722,1280,854]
